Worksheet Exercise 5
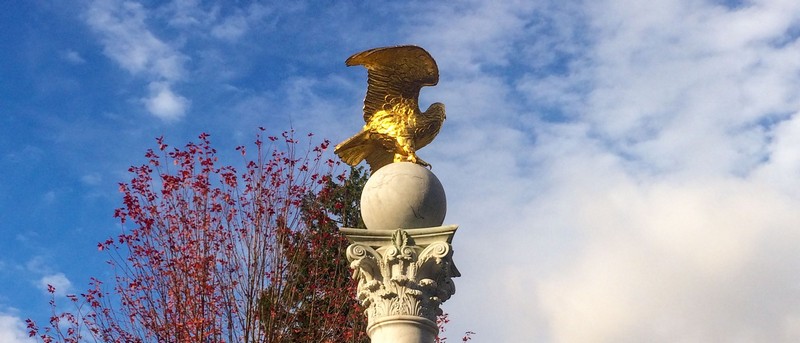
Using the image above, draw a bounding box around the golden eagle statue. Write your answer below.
[334,45,445,172]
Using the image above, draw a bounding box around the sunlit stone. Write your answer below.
[360,162,446,231]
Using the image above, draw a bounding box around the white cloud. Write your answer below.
[85,0,189,120]
[143,81,189,121]
[754,111,800,190]
[41,191,56,204]
[62,49,85,64]
[384,0,800,342]
[80,172,102,186]
[163,0,208,28]
[0,312,34,343]
[163,1,275,41]
[37,273,73,297]
[579,0,800,176]
[210,4,273,41]
[407,1,537,74]
[86,0,186,80]
[533,160,800,342]
[211,14,248,41]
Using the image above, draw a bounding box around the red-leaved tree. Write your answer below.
[27,129,369,343]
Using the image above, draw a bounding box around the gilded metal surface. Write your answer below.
[335,45,446,172]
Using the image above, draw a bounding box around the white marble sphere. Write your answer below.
[361,162,446,231]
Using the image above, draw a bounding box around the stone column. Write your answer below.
[340,162,460,343]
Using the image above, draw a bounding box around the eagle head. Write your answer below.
[426,102,446,121]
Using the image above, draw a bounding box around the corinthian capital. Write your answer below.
[341,225,460,326]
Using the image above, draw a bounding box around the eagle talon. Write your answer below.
[416,158,431,169]
[392,153,431,169]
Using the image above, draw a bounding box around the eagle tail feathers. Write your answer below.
[334,131,372,166]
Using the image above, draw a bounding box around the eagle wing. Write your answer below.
[346,45,439,123]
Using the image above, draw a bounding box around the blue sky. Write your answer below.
[3,0,800,342]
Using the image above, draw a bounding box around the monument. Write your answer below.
[335,45,460,343]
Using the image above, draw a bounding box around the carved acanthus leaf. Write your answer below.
[346,229,458,323]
